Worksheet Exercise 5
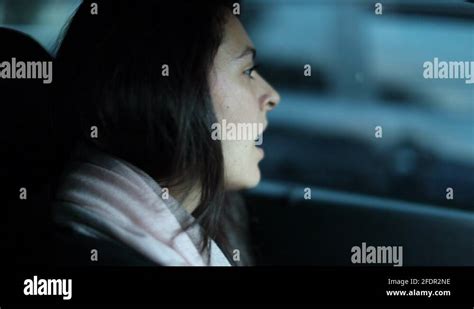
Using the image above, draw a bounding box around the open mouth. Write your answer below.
[254,134,263,146]
[254,123,267,148]
[254,134,264,158]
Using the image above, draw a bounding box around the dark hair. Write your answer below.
[54,0,238,254]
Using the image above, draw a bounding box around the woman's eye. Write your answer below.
[244,64,259,79]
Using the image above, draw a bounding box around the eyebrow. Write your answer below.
[235,46,256,61]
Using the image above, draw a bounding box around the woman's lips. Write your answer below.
[255,145,264,158]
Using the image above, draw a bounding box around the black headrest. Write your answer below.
[0,27,55,187]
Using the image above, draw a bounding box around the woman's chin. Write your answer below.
[226,167,261,191]
[241,166,262,189]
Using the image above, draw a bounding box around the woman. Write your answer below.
[52,0,280,266]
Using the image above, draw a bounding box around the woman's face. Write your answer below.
[209,15,280,190]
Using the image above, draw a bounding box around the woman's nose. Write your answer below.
[260,77,281,111]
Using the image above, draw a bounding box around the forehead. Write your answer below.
[219,15,254,59]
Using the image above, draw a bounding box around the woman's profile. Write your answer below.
[52,0,280,266]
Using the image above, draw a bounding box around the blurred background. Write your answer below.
[242,0,474,210]
[1,0,473,265]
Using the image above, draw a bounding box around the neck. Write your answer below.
[170,182,201,214]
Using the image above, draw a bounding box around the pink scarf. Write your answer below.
[54,144,231,266]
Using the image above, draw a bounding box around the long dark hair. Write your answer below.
[54,0,238,254]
